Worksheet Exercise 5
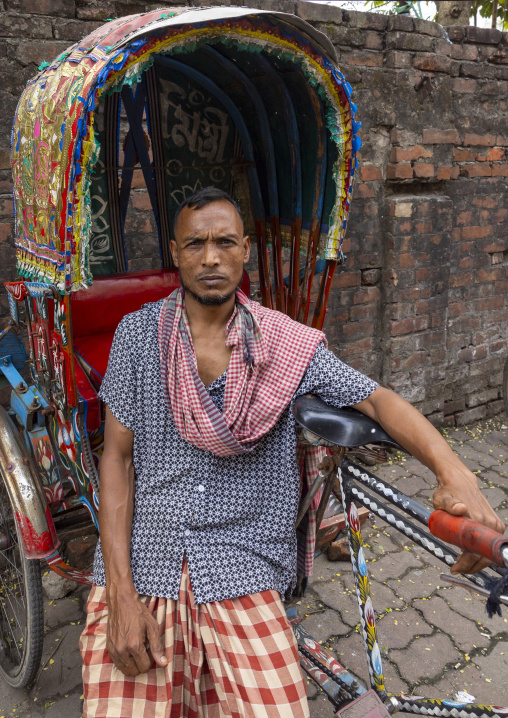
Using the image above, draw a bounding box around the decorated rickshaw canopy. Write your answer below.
[11,6,360,293]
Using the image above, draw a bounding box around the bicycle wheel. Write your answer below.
[0,470,44,688]
[503,355,508,417]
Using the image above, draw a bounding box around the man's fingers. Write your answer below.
[130,642,153,674]
[432,488,468,516]
[145,618,167,667]
[450,551,491,576]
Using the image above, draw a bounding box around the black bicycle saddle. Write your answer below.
[293,394,404,450]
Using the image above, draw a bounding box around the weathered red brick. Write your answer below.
[360,165,383,181]
[450,44,478,61]
[14,40,70,67]
[472,196,497,208]
[387,163,413,179]
[491,163,508,176]
[130,192,153,211]
[413,53,457,74]
[475,296,504,312]
[454,147,476,161]
[437,165,459,180]
[452,78,477,93]
[464,26,502,45]
[384,50,412,69]
[464,132,497,146]
[342,321,375,338]
[0,200,13,218]
[476,148,505,162]
[332,271,361,289]
[356,183,375,198]
[458,345,488,363]
[456,211,473,225]
[4,0,75,16]
[390,145,432,162]
[350,303,378,322]
[364,31,383,51]
[390,315,430,337]
[0,223,12,243]
[423,128,460,144]
[460,61,496,79]
[341,49,383,67]
[461,225,493,240]
[459,163,492,178]
[413,163,435,178]
[386,30,434,52]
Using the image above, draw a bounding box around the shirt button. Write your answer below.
[198,484,205,492]
[184,529,191,537]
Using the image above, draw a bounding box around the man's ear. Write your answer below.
[242,235,251,264]
[170,239,179,267]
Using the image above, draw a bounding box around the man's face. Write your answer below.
[171,201,250,306]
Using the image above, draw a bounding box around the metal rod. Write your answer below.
[344,460,431,526]
[295,468,328,528]
[440,574,508,606]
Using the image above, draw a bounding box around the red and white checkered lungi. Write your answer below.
[80,560,309,717]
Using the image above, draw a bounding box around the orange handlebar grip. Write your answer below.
[428,510,508,567]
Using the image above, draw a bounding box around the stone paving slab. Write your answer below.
[0,417,507,717]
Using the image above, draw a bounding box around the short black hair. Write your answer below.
[173,187,243,233]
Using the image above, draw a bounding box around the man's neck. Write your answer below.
[184,291,236,336]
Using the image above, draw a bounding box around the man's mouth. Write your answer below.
[198,275,227,285]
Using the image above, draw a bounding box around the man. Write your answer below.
[80,187,503,718]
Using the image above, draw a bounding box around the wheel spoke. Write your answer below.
[0,573,26,636]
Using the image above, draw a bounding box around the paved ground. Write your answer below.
[1,417,507,717]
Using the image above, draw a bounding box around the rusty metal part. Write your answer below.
[347,446,389,465]
[0,404,59,559]
[295,452,341,529]
[315,451,344,533]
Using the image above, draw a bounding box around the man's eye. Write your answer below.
[221,238,233,244]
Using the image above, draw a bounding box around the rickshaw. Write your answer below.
[1,6,508,716]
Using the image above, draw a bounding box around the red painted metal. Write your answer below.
[15,505,59,559]
[311,260,337,331]
[287,217,302,320]
[429,509,508,567]
[270,216,285,313]
[254,220,273,309]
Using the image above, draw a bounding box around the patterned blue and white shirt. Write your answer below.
[94,300,378,603]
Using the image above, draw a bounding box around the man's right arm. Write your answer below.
[99,407,167,676]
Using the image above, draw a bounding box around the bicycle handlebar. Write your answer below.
[428,510,508,568]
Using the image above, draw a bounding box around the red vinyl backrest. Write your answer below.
[71,268,251,339]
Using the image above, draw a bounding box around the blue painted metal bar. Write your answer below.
[121,81,162,239]
[255,54,302,318]
[193,49,284,309]
[154,55,272,306]
[299,82,327,325]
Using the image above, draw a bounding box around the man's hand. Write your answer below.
[432,461,505,574]
[354,387,505,575]
[106,592,168,676]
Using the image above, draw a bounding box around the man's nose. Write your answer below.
[201,241,220,266]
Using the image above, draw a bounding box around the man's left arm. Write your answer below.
[354,386,505,574]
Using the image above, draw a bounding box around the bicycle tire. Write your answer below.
[0,469,44,688]
[503,355,508,417]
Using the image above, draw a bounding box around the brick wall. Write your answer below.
[0,0,507,426]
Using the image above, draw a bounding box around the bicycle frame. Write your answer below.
[291,446,508,717]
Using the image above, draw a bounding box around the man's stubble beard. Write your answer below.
[179,271,236,306]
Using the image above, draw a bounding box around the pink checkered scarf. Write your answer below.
[158,287,327,576]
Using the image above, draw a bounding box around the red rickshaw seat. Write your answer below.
[71,268,181,386]
[71,268,250,387]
